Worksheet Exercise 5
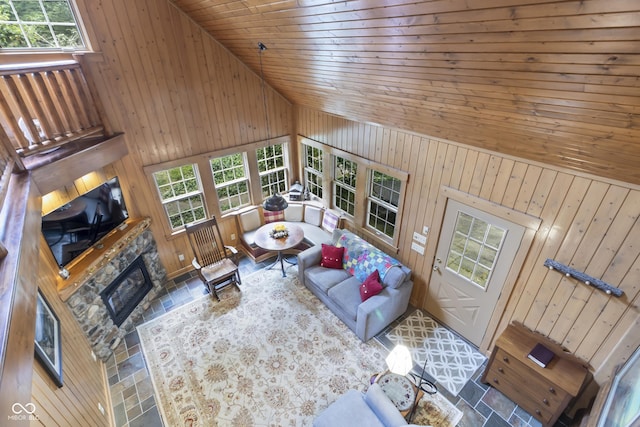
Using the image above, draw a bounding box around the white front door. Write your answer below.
[426,199,525,346]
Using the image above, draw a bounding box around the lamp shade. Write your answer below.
[385,345,413,376]
[263,192,288,212]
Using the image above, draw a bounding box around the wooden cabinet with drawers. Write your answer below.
[482,323,589,427]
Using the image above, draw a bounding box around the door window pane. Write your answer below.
[446,211,506,289]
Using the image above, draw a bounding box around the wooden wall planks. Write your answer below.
[296,106,640,386]
[70,0,293,275]
[172,0,640,185]
[31,244,111,426]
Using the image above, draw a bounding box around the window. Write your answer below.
[367,170,402,240]
[210,153,250,213]
[333,156,357,216]
[0,0,85,49]
[153,164,206,230]
[256,144,287,199]
[303,144,323,198]
[446,212,506,289]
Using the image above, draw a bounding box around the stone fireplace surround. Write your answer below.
[64,219,167,361]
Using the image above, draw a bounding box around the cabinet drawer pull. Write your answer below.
[549,387,556,394]
[497,367,504,373]
[543,398,549,405]
[502,356,509,363]
[535,409,541,415]
[492,378,499,384]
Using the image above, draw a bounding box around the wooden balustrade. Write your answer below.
[0,61,105,157]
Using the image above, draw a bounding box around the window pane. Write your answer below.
[333,156,357,215]
[154,164,205,230]
[367,170,402,240]
[2,0,84,49]
[258,144,288,199]
[209,153,251,213]
[446,211,506,289]
[43,1,74,21]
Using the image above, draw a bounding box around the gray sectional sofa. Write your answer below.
[297,229,413,342]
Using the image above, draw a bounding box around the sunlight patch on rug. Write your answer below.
[386,310,486,396]
[138,269,462,426]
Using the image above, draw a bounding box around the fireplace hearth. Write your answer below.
[101,256,152,327]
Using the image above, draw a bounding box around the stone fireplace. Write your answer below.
[64,219,166,361]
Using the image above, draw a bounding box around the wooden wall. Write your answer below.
[72,0,293,275]
[31,244,112,426]
[172,0,640,186]
[297,106,640,387]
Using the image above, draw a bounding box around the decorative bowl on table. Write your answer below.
[269,224,289,239]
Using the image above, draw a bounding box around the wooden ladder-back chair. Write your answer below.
[186,217,241,300]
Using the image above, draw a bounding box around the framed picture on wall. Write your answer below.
[34,289,63,387]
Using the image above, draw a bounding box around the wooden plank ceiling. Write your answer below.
[170,0,640,185]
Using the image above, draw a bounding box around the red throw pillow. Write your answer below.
[321,244,344,269]
[360,270,383,302]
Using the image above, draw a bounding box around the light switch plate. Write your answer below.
[413,232,427,245]
[423,226,429,235]
[411,242,425,255]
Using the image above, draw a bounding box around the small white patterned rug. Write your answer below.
[386,310,486,396]
[138,269,462,426]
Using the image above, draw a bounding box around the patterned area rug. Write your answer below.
[138,269,462,426]
[386,310,486,396]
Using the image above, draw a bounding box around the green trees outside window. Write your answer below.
[1,0,84,49]
[153,164,206,230]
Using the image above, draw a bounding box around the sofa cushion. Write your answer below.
[354,250,407,289]
[239,208,261,232]
[305,266,351,295]
[263,210,285,223]
[304,205,323,227]
[322,209,341,233]
[321,244,344,269]
[360,270,383,301]
[284,204,304,222]
[327,276,362,321]
[299,223,332,246]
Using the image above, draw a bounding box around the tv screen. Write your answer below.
[42,177,129,267]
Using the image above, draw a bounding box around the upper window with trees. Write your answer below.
[367,170,402,240]
[0,0,85,50]
[257,144,287,199]
[152,164,206,230]
[210,153,251,214]
[333,156,357,216]
[303,144,323,199]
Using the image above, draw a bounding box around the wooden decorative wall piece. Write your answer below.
[544,259,623,297]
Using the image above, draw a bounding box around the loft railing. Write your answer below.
[0,60,105,157]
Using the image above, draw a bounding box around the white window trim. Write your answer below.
[303,144,323,199]
[210,153,252,214]
[151,163,207,232]
[0,0,89,52]
[332,155,357,218]
[144,136,291,237]
[298,135,408,249]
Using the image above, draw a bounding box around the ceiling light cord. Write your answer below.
[258,42,271,143]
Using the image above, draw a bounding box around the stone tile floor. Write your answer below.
[107,256,576,427]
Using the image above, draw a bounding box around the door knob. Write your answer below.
[433,265,440,272]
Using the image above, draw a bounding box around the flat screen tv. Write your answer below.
[42,177,129,267]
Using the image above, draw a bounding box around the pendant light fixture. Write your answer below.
[258,42,288,212]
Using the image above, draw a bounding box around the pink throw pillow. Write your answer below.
[321,244,344,269]
[360,270,383,301]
